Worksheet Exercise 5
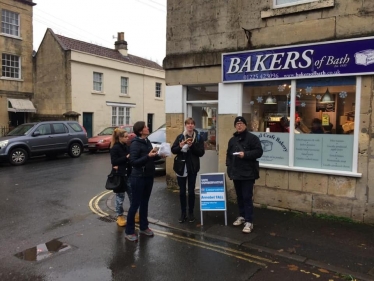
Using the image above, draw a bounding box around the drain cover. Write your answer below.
[15,239,72,261]
[98,216,116,223]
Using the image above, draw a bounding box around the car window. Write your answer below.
[36,124,52,135]
[121,126,132,133]
[68,123,83,132]
[99,127,115,135]
[148,129,165,143]
[52,123,68,134]
[7,124,35,136]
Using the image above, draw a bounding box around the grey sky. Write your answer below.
[33,0,166,65]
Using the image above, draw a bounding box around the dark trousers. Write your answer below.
[177,173,197,215]
[233,179,255,223]
[125,176,154,234]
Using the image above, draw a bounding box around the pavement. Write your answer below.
[105,176,374,281]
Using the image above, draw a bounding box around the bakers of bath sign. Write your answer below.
[251,132,289,166]
[222,37,374,82]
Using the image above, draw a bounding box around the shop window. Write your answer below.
[293,77,356,171]
[243,80,291,165]
[243,77,357,173]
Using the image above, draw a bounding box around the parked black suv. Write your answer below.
[0,121,88,165]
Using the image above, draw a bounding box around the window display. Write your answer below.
[242,77,356,172]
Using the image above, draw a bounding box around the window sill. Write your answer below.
[0,33,22,40]
[119,94,130,98]
[91,91,105,95]
[0,77,23,81]
[155,97,163,101]
[261,0,334,19]
[260,163,362,178]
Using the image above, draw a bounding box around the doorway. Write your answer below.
[147,113,154,133]
[187,103,219,188]
[83,112,93,138]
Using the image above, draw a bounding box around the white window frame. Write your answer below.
[1,9,20,37]
[121,77,129,95]
[112,106,131,125]
[1,53,21,79]
[155,82,162,98]
[240,77,361,178]
[273,0,318,8]
[93,72,103,92]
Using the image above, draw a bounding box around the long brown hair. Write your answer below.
[110,128,127,148]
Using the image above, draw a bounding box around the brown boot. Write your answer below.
[117,215,126,227]
[135,212,140,223]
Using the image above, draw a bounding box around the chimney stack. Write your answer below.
[115,32,128,56]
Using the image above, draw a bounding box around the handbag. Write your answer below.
[105,170,122,190]
[173,154,186,176]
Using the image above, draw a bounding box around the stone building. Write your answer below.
[34,29,165,137]
[0,0,36,134]
[164,0,374,222]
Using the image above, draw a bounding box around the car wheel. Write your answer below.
[68,143,82,158]
[9,148,28,166]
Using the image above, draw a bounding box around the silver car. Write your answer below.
[0,121,88,165]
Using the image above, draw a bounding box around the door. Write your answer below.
[147,113,154,133]
[187,103,219,188]
[83,113,93,138]
[28,123,55,153]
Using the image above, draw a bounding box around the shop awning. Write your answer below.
[7,98,36,113]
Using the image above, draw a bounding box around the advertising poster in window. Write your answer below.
[251,132,289,166]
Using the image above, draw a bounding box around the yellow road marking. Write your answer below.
[89,191,276,267]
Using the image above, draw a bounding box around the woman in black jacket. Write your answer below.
[125,121,161,242]
[171,118,205,223]
[110,128,132,227]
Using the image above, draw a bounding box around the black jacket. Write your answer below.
[110,142,131,177]
[129,136,160,177]
[171,130,205,175]
[226,130,263,180]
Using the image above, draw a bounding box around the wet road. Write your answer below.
[0,153,346,281]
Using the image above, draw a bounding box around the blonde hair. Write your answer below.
[110,128,127,148]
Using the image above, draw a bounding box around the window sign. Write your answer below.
[251,132,289,166]
[223,37,374,83]
[294,135,353,171]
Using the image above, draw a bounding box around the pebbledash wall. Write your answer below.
[164,0,374,223]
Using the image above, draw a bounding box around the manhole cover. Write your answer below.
[98,216,116,223]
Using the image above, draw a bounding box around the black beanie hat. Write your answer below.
[234,116,247,127]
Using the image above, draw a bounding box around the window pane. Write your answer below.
[1,54,20,78]
[275,0,315,6]
[1,10,19,36]
[294,77,356,171]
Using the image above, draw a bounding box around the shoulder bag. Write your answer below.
[105,170,122,190]
[173,154,186,176]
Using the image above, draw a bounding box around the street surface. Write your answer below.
[0,153,349,280]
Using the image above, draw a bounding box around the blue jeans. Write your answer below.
[233,180,255,223]
[125,176,154,234]
[115,177,132,216]
[177,173,197,215]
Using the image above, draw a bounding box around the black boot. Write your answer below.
[178,213,187,223]
[188,213,195,223]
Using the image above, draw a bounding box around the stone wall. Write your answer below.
[165,0,374,222]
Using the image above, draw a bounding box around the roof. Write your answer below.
[52,31,163,71]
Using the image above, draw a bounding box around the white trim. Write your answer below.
[0,33,22,40]
[289,80,296,167]
[106,101,136,108]
[352,77,361,173]
[260,163,362,178]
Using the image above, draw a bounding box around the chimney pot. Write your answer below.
[115,31,128,56]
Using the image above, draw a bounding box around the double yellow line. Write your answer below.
[88,191,276,267]
[89,190,112,217]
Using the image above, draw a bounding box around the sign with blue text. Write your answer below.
[222,37,374,83]
[200,173,226,211]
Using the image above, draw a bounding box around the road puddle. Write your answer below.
[14,239,72,261]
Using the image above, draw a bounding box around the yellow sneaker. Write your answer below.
[135,212,140,223]
[117,215,126,227]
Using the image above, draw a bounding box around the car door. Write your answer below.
[28,123,54,153]
[51,123,70,151]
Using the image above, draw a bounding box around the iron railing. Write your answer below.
[0,126,9,137]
